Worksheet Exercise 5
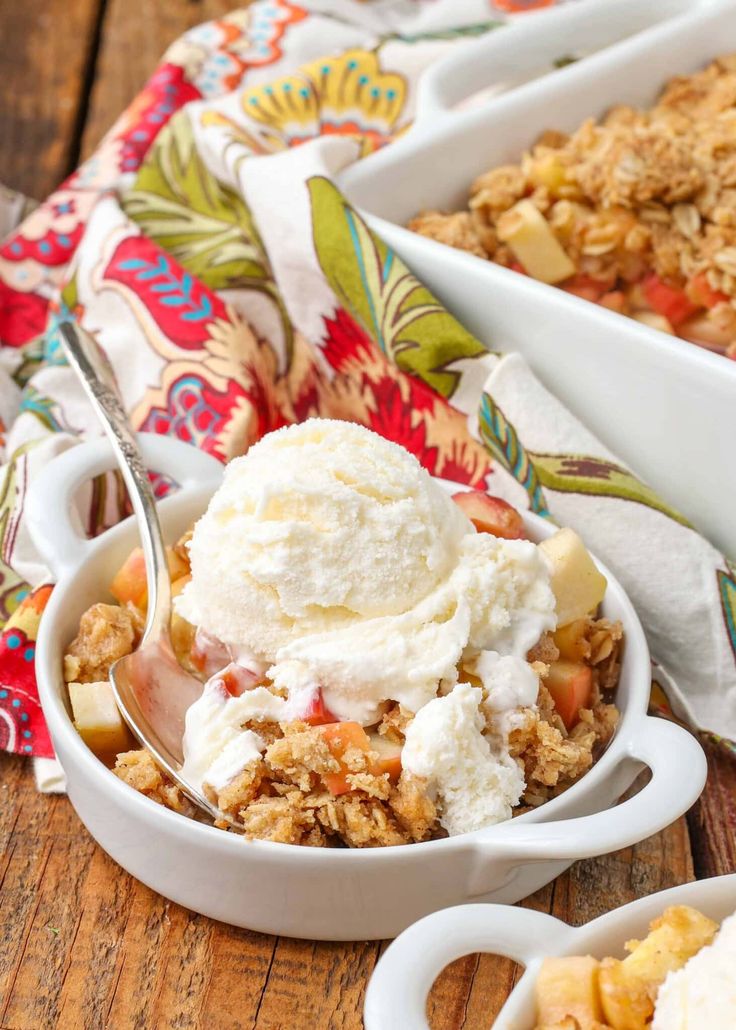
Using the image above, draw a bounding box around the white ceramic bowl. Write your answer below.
[339,0,736,557]
[27,434,706,941]
[365,873,736,1029]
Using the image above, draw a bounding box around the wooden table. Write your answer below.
[1,2,735,1027]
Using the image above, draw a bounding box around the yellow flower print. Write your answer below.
[239,49,407,151]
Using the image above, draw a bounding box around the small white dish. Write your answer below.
[27,434,706,940]
[365,873,736,1029]
[339,0,736,556]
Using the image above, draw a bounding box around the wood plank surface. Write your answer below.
[80,0,238,161]
[0,0,104,199]
[1,741,734,1030]
[1,1,736,1027]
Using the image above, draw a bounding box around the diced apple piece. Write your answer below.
[322,770,353,796]
[599,290,627,313]
[562,273,612,303]
[368,733,402,783]
[632,310,675,335]
[213,663,262,698]
[191,629,232,678]
[319,724,403,793]
[172,527,193,568]
[319,722,371,795]
[109,546,189,610]
[624,905,718,977]
[109,548,147,608]
[496,200,576,284]
[320,722,370,752]
[597,960,653,1030]
[544,661,593,731]
[538,528,607,626]
[68,680,136,763]
[598,905,718,1030]
[679,312,734,351]
[535,956,603,1029]
[167,547,189,583]
[451,491,524,539]
[642,275,697,328]
[527,153,570,197]
[301,688,339,727]
[553,618,590,662]
[687,271,729,310]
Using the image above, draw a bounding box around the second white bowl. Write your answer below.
[27,434,706,940]
[365,874,736,1028]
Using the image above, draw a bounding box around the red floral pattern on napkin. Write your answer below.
[2,0,734,763]
[0,587,54,757]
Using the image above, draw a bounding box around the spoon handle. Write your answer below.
[59,321,172,643]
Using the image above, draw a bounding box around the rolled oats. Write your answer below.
[673,203,701,238]
[714,247,736,275]
[406,53,736,355]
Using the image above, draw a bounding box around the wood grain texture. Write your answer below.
[1,1,735,1026]
[687,737,736,879]
[0,0,103,199]
[2,746,733,1030]
[426,771,697,1029]
[79,0,238,161]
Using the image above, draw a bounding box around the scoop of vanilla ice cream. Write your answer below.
[401,683,526,835]
[273,530,553,722]
[178,419,556,726]
[177,419,470,655]
[652,910,736,1029]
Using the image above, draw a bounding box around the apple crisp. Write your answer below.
[67,584,621,848]
[409,54,736,359]
[64,471,624,849]
[533,904,722,1029]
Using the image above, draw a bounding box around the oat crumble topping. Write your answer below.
[408,55,736,360]
[67,584,622,847]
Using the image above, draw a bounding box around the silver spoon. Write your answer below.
[59,321,235,827]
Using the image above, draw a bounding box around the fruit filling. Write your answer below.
[534,903,736,1029]
[408,54,736,362]
[63,421,622,848]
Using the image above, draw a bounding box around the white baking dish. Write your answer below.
[27,434,706,941]
[365,873,736,1029]
[339,0,736,557]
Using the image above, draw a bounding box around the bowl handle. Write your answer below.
[468,718,705,895]
[364,904,569,1030]
[414,0,701,129]
[26,433,223,581]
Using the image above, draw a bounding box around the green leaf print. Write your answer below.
[478,391,550,517]
[18,386,65,433]
[60,277,79,316]
[385,20,502,43]
[123,114,272,294]
[718,561,736,663]
[122,113,294,366]
[530,453,693,528]
[308,176,486,399]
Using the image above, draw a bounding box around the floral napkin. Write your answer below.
[0,0,734,786]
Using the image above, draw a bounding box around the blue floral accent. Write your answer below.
[40,303,76,368]
[718,563,736,664]
[18,385,64,432]
[118,256,213,321]
[478,392,550,518]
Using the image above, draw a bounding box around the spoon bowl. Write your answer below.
[59,320,228,825]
